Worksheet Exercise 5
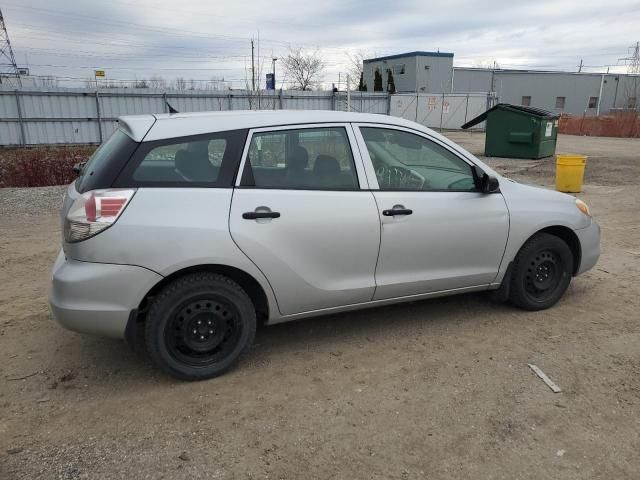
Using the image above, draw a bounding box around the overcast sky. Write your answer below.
[2,0,639,88]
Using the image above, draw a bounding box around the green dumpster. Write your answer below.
[461,103,559,159]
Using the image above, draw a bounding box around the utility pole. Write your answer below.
[490,60,497,92]
[596,72,605,116]
[488,60,497,110]
[272,57,277,90]
[578,59,583,73]
[250,39,255,93]
[346,74,351,112]
[0,8,22,88]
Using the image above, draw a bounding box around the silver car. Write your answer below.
[49,110,600,380]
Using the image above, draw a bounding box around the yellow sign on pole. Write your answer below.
[94,70,106,78]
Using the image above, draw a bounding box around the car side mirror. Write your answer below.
[480,173,500,193]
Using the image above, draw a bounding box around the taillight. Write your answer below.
[64,189,136,242]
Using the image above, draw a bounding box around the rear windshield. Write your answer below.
[76,129,138,193]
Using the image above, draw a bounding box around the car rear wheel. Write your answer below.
[145,272,256,381]
[509,233,574,311]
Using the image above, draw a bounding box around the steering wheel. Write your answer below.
[376,164,426,189]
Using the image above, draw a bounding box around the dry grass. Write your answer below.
[0,146,96,187]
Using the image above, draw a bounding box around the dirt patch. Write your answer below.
[447,132,640,186]
[1,133,640,479]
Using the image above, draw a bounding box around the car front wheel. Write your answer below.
[509,233,574,311]
[145,272,256,381]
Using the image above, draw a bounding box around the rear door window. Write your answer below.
[115,129,247,187]
[241,127,358,190]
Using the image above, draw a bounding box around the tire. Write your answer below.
[508,233,574,311]
[145,272,256,381]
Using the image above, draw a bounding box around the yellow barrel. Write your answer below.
[555,154,587,193]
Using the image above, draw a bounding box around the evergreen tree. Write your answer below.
[386,69,396,93]
[373,68,383,92]
[358,71,367,92]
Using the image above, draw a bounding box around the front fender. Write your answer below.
[495,179,590,284]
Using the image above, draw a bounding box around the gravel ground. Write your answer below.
[1,133,639,479]
[0,186,67,218]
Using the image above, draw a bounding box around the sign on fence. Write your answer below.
[390,93,492,130]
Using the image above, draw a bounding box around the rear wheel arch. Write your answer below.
[138,264,270,324]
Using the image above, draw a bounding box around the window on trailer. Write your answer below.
[555,97,566,109]
[521,96,531,107]
[588,96,598,109]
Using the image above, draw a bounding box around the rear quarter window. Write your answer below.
[76,129,139,193]
[114,129,247,188]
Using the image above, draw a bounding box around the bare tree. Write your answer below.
[282,47,326,91]
[207,76,229,90]
[346,50,367,85]
[36,75,59,88]
[149,75,167,89]
[173,77,187,91]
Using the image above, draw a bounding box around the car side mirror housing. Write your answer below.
[480,173,500,193]
[471,166,500,193]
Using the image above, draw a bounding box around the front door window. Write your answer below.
[359,127,476,191]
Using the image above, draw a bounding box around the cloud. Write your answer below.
[3,0,638,88]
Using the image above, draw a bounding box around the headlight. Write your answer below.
[575,198,591,217]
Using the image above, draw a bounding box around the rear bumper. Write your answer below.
[575,219,600,275]
[49,250,162,339]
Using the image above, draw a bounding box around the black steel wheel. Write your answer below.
[509,233,574,311]
[524,249,563,302]
[145,273,256,380]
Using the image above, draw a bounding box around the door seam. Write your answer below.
[228,187,284,315]
[369,191,383,301]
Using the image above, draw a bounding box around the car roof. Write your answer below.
[118,110,430,142]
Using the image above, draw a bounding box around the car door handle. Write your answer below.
[382,208,413,216]
[242,211,281,220]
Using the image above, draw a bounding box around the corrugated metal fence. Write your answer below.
[0,87,489,146]
[390,93,494,129]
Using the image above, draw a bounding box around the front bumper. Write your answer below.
[49,250,163,339]
[575,219,601,275]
